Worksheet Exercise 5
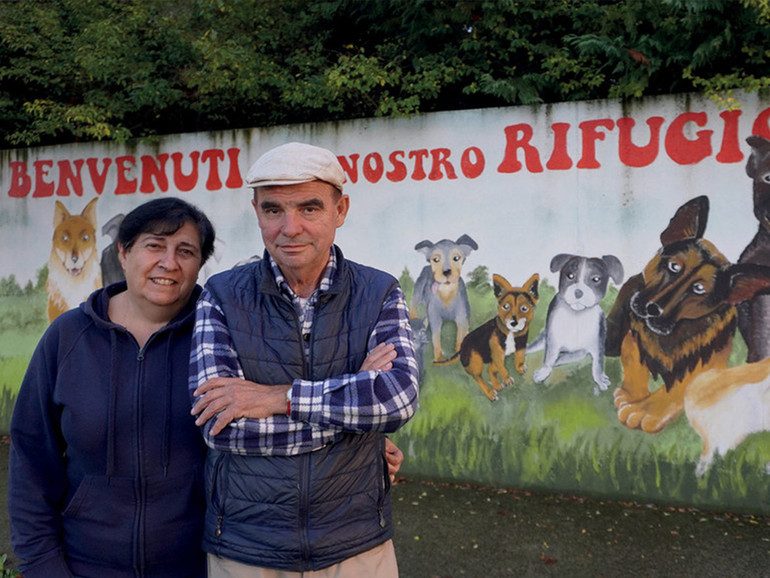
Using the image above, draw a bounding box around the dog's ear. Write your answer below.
[455,234,478,256]
[53,200,71,227]
[549,253,575,273]
[601,255,624,285]
[660,195,709,246]
[714,263,770,304]
[82,197,99,227]
[414,240,435,256]
[605,273,645,356]
[492,274,513,299]
[102,213,125,241]
[746,135,770,180]
[523,273,540,302]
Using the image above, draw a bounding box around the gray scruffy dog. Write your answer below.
[410,234,478,362]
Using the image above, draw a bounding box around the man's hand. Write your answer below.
[192,378,290,436]
[361,342,397,372]
[385,437,404,483]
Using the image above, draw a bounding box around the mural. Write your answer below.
[3,92,770,513]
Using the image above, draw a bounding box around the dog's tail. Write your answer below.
[527,331,545,353]
[432,352,460,366]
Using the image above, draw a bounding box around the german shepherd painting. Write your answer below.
[605,196,770,433]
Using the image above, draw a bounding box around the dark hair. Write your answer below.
[118,197,216,265]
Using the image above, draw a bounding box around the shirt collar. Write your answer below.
[269,247,337,301]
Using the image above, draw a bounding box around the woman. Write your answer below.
[8,197,405,578]
[9,197,216,577]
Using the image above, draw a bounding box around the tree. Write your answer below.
[466,265,490,292]
[35,267,48,292]
[0,275,22,297]
[399,266,415,300]
[1,0,769,148]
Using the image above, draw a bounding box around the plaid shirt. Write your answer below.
[189,248,419,456]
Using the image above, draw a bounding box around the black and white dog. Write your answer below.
[529,253,624,394]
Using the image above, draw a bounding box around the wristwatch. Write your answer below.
[285,387,293,415]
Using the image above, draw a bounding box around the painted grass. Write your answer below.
[0,293,47,432]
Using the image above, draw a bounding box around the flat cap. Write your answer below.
[245,142,345,192]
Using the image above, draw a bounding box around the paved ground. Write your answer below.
[391,479,770,577]
[1,436,769,577]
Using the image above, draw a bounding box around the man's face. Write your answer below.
[253,181,349,286]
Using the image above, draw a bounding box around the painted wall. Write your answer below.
[2,91,770,513]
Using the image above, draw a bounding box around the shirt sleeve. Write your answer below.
[289,285,420,433]
[188,288,245,438]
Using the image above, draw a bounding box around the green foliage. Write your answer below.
[2,0,770,147]
[0,268,45,297]
[0,554,20,578]
[0,288,47,331]
[466,265,490,292]
[0,276,21,297]
[398,267,414,301]
[36,265,48,292]
[0,290,48,434]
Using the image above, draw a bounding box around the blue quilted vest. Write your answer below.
[202,247,398,571]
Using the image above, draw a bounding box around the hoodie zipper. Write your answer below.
[134,348,147,577]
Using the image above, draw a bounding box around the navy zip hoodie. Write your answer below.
[8,282,206,578]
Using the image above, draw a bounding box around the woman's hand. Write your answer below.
[385,437,404,483]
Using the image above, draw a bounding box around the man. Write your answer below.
[189,142,419,577]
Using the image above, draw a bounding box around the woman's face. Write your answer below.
[119,221,203,313]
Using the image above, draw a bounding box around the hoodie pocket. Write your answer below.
[144,467,206,565]
[61,475,135,567]
[61,475,94,518]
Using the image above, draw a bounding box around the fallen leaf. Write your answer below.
[540,554,558,566]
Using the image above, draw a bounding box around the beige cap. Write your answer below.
[245,142,345,192]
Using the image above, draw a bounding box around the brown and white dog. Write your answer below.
[685,357,770,476]
[47,198,102,323]
[436,273,539,402]
[605,195,770,433]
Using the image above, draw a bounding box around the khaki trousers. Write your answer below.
[207,539,398,578]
